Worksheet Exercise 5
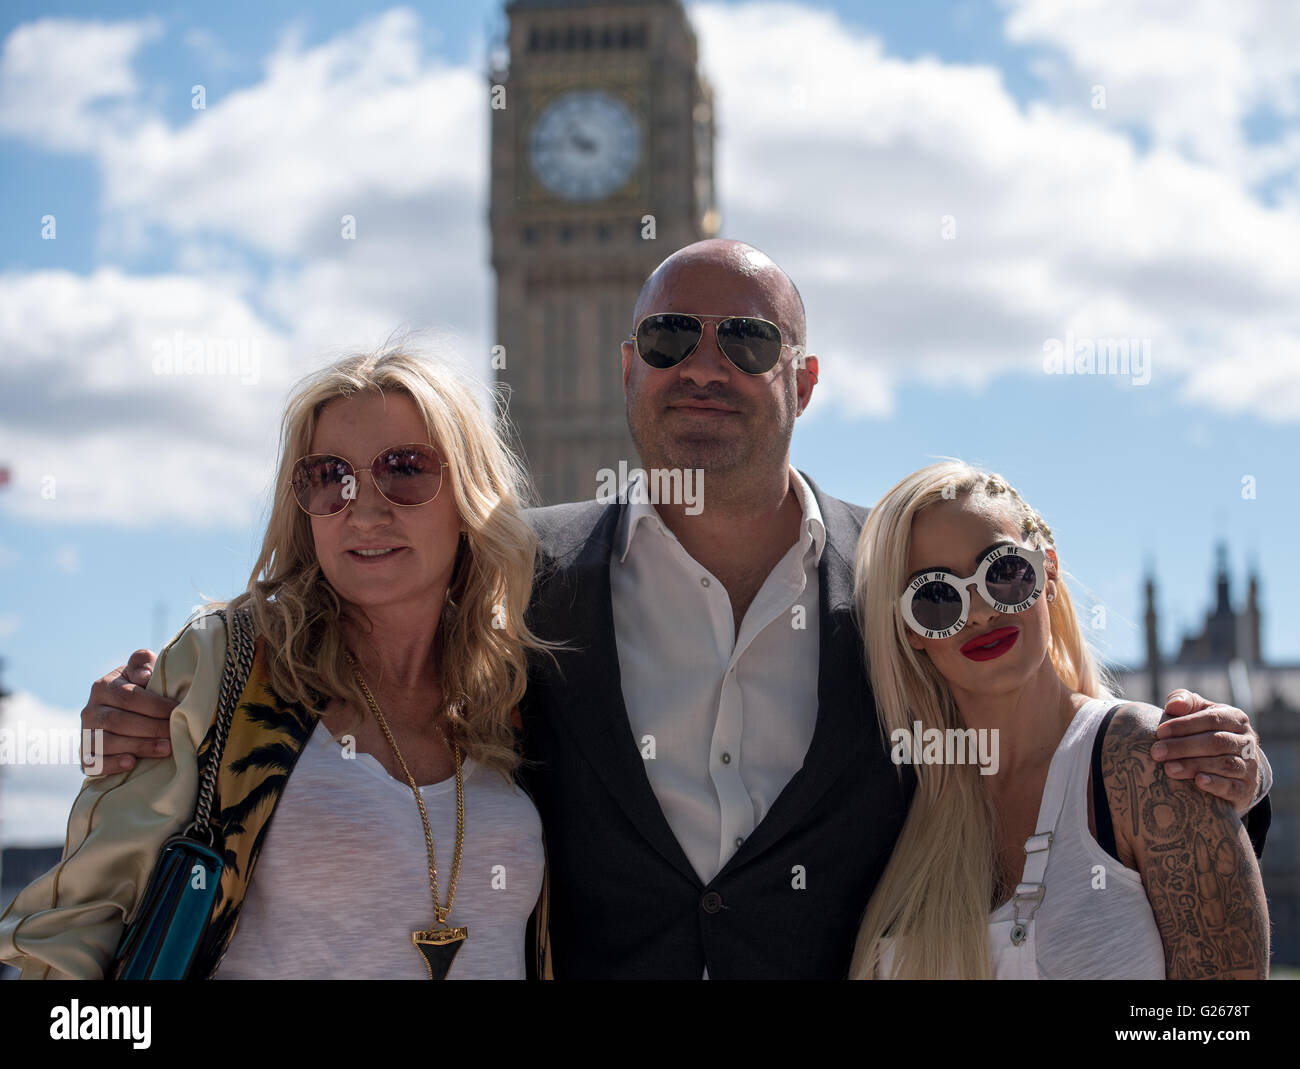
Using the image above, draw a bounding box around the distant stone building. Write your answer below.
[1109,543,1299,966]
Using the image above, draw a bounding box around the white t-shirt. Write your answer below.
[878,698,1167,979]
[212,721,544,979]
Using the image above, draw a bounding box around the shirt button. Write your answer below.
[721,752,732,764]
[701,577,710,587]
[701,891,723,914]
[735,836,745,848]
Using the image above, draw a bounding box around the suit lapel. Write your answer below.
[533,502,701,887]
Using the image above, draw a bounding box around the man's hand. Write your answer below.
[80,650,176,776]
[1152,689,1261,817]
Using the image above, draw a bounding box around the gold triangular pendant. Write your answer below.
[413,927,468,980]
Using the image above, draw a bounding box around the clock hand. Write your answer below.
[568,123,597,154]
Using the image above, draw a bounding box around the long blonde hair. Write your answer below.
[849,459,1115,979]
[221,346,549,777]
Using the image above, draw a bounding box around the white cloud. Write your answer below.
[52,547,79,573]
[0,267,291,526]
[1178,328,1300,420]
[0,16,161,153]
[183,26,236,73]
[0,10,493,527]
[1000,0,1300,189]
[98,7,484,259]
[1,0,1297,543]
[0,691,87,846]
[689,1,1300,421]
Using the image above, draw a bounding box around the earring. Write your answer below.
[1046,591,1055,603]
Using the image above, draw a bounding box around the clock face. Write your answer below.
[528,89,641,201]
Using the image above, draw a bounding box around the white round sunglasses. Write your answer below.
[899,543,1048,640]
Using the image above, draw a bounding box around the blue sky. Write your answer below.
[3,0,1299,841]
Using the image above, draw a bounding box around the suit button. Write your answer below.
[701,891,723,914]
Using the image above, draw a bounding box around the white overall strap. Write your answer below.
[1008,699,1115,944]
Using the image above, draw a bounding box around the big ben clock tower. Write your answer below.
[490,0,718,504]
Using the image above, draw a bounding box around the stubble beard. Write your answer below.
[626,376,798,506]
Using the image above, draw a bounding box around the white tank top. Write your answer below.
[212,720,544,979]
[878,697,1167,979]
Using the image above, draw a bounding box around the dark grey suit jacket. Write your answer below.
[517,471,912,978]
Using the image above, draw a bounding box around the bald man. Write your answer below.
[81,239,1269,979]
[519,239,1268,977]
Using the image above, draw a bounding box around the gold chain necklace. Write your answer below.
[347,653,467,980]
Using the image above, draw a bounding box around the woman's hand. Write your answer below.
[1103,703,1269,979]
[80,649,176,775]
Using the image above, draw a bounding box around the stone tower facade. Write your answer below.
[489,0,718,504]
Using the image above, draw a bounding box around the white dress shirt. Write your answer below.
[610,467,826,885]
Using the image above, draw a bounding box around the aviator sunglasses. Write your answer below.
[899,543,1048,640]
[291,443,448,517]
[630,312,807,376]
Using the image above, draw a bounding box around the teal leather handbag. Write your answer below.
[111,606,255,980]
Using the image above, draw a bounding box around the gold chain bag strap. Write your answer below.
[111,605,256,979]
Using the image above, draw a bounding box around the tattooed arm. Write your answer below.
[1102,702,1269,980]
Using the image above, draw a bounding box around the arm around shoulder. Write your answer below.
[0,613,230,979]
[1102,701,1270,979]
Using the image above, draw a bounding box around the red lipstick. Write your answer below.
[960,626,1019,661]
